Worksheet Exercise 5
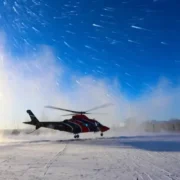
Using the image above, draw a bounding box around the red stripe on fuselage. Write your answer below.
[72,115,89,120]
[73,115,96,124]
[71,119,89,133]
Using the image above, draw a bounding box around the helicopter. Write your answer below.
[24,103,112,138]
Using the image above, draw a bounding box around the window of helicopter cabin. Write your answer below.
[95,122,99,126]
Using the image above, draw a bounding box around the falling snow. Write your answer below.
[0,0,178,96]
[131,25,150,31]
[92,23,103,28]
[161,41,168,45]
[64,41,74,50]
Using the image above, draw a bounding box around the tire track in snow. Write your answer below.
[129,150,174,180]
[20,142,69,178]
[0,156,13,164]
[142,151,174,179]
[42,143,68,178]
[102,146,170,180]
[101,147,139,179]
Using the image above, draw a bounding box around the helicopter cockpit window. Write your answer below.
[95,122,100,126]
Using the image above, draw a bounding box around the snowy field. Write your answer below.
[0,132,180,180]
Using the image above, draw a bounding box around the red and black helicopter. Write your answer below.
[24,103,111,138]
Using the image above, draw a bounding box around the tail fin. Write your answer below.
[24,110,41,131]
[26,110,39,124]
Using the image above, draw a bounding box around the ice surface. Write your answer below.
[0,133,180,180]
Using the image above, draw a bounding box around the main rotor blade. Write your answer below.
[86,103,113,112]
[45,103,113,115]
[61,112,91,116]
[61,113,77,116]
[61,112,107,116]
[88,113,108,115]
[45,106,81,114]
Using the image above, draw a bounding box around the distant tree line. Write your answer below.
[141,119,180,132]
[124,118,180,132]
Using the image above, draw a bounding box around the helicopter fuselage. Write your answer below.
[24,111,110,137]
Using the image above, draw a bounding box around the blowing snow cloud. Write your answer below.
[0,32,180,129]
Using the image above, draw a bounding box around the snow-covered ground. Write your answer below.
[0,132,180,180]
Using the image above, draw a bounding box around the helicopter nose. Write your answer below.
[101,126,110,132]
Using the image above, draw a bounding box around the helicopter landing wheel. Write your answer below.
[100,132,103,137]
[74,134,79,139]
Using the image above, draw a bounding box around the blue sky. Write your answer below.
[0,0,180,128]
[0,0,180,97]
